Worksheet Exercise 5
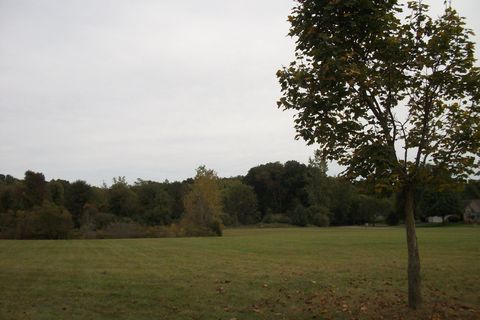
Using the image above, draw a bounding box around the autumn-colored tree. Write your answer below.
[182,166,223,236]
[277,0,480,309]
[14,202,73,239]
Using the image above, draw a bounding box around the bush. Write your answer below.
[11,210,37,239]
[93,212,118,230]
[145,225,178,238]
[78,207,118,238]
[142,206,172,226]
[290,205,309,226]
[0,210,16,235]
[80,203,97,225]
[220,211,236,226]
[97,222,146,239]
[261,209,274,223]
[34,202,74,239]
[386,210,400,226]
[267,213,292,225]
[312,212,330,227]
[6,202,74,239]
[446,215,461,223]
[211,220,223,236]
[181,224,220,237]
[308,205,330,227]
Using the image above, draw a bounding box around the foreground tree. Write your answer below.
[277,0,480,309]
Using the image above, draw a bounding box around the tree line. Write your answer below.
[0,156,477,239]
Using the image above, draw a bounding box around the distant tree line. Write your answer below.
[0,156,476,239]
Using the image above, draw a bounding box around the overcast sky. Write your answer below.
[1,0,479,186]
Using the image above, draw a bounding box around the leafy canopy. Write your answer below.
[277,0,480,189]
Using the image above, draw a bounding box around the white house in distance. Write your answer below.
[427,216,443,223]
[463,200,480,224]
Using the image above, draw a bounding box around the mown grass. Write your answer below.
[0,226,478,320]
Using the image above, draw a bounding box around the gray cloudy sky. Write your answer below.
[1,0,479,185]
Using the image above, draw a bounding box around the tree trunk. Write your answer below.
[404,186,422,309]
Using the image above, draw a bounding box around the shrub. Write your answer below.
[79,203,98,229]
[386,210,400,226]
[93,212,118,230]
[9,202,74,239]
[446,215,461,223]
[268,213,292,225]
[12,210,37,239]
[181,224,218,237]
[211,220,223,236]
[220,211,236,226]
[145,225,177,238]
[262,209,274,223]
[33,202,74,239]
[142,205,172,226]
[312,212,330,227]
[0,210,16,235]
[290,205,309,226]
[308,205,330,227]
[97,222,146,239]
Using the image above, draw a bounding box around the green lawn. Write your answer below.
[0,227,478,320]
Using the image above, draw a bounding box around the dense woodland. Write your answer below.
[0,154,478,239]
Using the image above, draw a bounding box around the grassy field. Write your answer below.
[0,226,478,320]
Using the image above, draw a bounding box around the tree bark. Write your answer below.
[404,186,422,309]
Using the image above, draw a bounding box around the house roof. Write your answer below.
[463,199,480,213]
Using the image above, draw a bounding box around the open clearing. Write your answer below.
[0,227,479,320]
